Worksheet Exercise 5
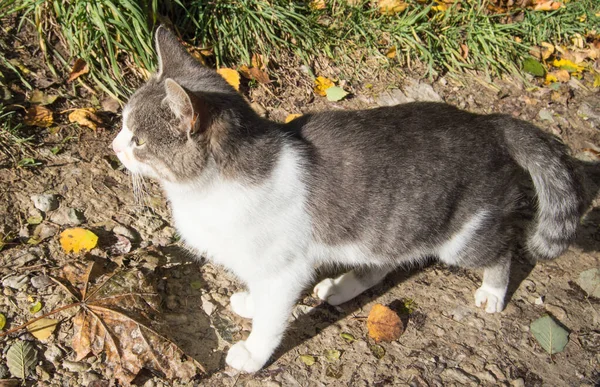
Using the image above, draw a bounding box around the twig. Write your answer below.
[0,302,80,338]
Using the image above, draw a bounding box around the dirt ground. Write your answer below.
[1,30,600,387]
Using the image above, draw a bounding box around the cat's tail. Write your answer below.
[503,120,584,260]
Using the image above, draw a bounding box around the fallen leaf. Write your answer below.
[67,58,89,83]
[324,349,341,362]
[29,301,42,314]
[190,280,203,290]
[432,3,448,11]
[378,0,408,15]
[594,74,600,88]
[0,313,6,330]
[523,57,546,77]
[26,215,43,225]
[340,332,355,343]
[23,105,53,127]
[59,228,98,253]
[552,58,585,73]
[106,234,132,256]
[325,364,343,379]
[530,315,569,354]
[7,341,37,380]
[326,86,348,102]
[576,268,600,298]
[285,114,302,123]
[299,354,316,366]
[533,0,563,11]
[314,76,334,96]
[540,42,555,60]
[545,69,570,84]
[27,318,59,340]
[0,379,19,387]
[367,303,404,342]
[247,67,270,84]
[68,108,103,130]
[251,53,266,70]
[56,262,204,383]
[310,0,326,10]
[385,46,397,58]
[370,344,386,359]
[29,90,58,106]
[217,68,240,91]
[460,44,469,59]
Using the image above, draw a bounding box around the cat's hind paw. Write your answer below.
[230,291,254,319]
[226,341,265,373]
[313,276,355,306]
[474,285,505,313]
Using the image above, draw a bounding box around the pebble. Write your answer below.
[403,79,442,102]
[2,274,29,289]
[450,305,471,322]
[113,225,137,241]
[31,194,59,212]
[538,109,554,122]
[545,304,567,321]
[50,206,85,226]
[82,371,101,384]
[292,304,316,319]
[31,275,53,290]
[33,223,58,241]
[12,251,37,267]
[62,360,90,373]
[36,365,51,381]
[376,89,414,106]
[534,296,544,305]
[44,345,64,365]
[0,364,8,379]
[202,298,216,316]
[511,378,525,387]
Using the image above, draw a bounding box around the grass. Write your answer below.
[0,0,598,100]
[0,104,39,169]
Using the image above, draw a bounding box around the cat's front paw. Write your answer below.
[225,341,265,372]
[230,291,254,319]
[474,285,505,313]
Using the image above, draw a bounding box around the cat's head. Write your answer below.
[112,26,249,183]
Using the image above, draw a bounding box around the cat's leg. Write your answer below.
[226,262,310,372]
[313,266,392,306]
[474,253,511,313]
[230,291,254,319]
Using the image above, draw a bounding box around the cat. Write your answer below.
[112,26,584,373]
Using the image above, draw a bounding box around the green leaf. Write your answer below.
[523,57,546,77]
[325,364,343,379]
[370,344,385,359]
[26,215,43,225]
[0,313,6,330]
[190,281,203,290]
[576,268,600,298]
[340,332,355,343]
[7,340,37,380]
[29,301,42,314]
[299,354,316,366]
[29,90,59,106]
[530,315,569,354]
[324,349,341,362]
[326,86,348,102]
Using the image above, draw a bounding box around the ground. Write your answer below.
[1,35,600,387]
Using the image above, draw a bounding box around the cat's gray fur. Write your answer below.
[116,26,584,372]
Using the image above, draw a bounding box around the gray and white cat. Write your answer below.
[112,26,583,372]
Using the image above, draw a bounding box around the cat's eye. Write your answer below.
[131,136,145,146]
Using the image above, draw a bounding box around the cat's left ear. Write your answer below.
[164,78,201,136]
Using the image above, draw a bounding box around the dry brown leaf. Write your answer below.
[217,68,241,91]
[56,262,204,384]
[533,0,563,11]
[367,304,404,342]
[27,318,59,340]
[460,44,469,59]
[251,53,267,70]
[67,58,89,83]
[378,0,408,15]
[385,46,397,58]
[24,106,53,127]
[68,108,103,130]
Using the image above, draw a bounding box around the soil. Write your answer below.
[1,26,600,387]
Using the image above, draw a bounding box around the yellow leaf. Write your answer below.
[60,228,98,253]
[594,73,600,88]
[285,114,302,123]
[533,0,563,11]
[378,0,408,15]
[367,304,404,342]
[314,76,334,96]
[540,42,555,60]
[310,0,326,10]
[385,46,397,58]
[27,318,59,340]
[545,74,558,84]
[68,108,103,130]
[0,313,6,330]
[24,105,53,127]
[552,58,585,73]
[432,3,448,11]
[67,58,89,83]
[217,68,240,91]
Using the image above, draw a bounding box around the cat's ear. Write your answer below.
[164,78,199,135]
[154,25,197,79]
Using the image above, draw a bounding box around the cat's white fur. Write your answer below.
[113,125,502,372]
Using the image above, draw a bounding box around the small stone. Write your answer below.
[511,378,525,387]
[143,380,156,387]
[578,101,600,124]
[250,102,266,117]
[450,305,471,322]
[37,365,51,381]
[292,304,316,319]
[31,194,59,212]
[44,345,63,365]
[538,109,554,122]
[101,97,121,114]
[403,79,442,102]
[545,304,567,321]
[13,251,37,267]
[32,223,58,241]
[165,295,178,311]
[31,275,53,290]
[434,326,446,337]
[113,225,137,241]
[376,89,414,106]
[0,363,8,379]
[82,371,101,384]
[2,274,29,289]
[442,368,480,385]
[62,360,90,373]
[534,296,544,305]
[50,206,85,226]
[202,298,216,316]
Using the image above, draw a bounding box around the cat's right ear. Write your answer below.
[155,25,198,79]
[164,78,201,136]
